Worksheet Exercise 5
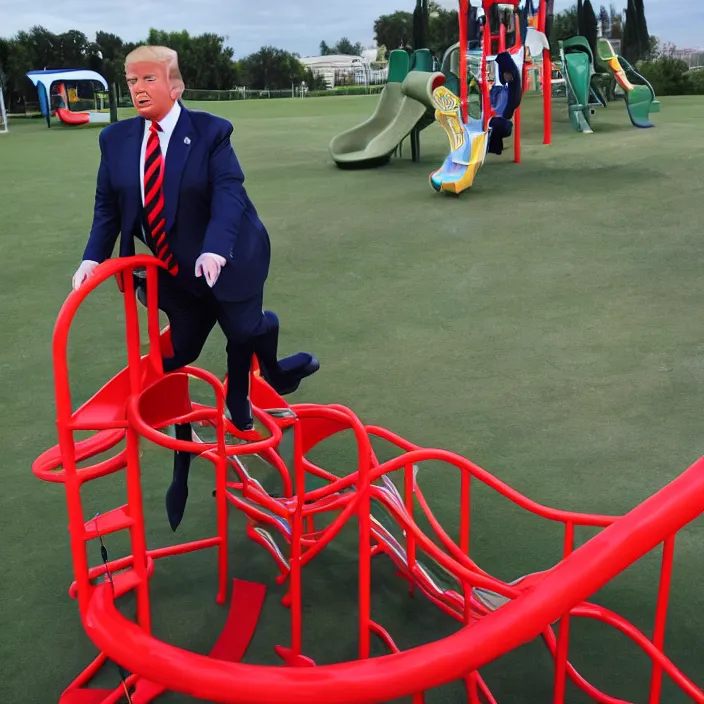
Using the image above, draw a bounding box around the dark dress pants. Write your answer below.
[157,270,266,429]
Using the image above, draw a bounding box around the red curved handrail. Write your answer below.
[32,429,126,483]
[366,424,620,527]
[263,404,619,534]
[566,603,704,702]
[52,256,167,422]
[126,371,283,456]
[80,454,704,704]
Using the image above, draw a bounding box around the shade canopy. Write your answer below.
[26,68,109,118]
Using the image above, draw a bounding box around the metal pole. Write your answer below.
[0,86,8,133]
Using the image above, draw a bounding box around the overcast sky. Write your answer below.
[2,0,701,58]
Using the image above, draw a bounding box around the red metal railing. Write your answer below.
[35,256,704,704]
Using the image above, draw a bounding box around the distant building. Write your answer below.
[298,52,388,89]
[669,48,704,68]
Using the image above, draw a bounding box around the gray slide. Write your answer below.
[329,49,446,169]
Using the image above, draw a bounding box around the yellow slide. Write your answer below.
[429,85,489,195]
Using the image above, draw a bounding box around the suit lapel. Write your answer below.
[163,105,196,233]
[120,117,145,238]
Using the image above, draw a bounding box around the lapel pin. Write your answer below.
[184,137,191,145]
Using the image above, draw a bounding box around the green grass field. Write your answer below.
[1,92,704,703]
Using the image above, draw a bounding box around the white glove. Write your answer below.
[72,260,99,290]
[195,252,226,288]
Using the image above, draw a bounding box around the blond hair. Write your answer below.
[124,45,184,89]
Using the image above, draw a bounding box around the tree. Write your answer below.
[582,0,599,55]
[545,0,557,40]
[621,0,638,62]
[94,31,124,61]
[15,26,59,69]
[687,66,704,94]
[609,4,623,39]
[0,36,33,104]
[577,0,584,33]
[239,46,308,90]
[373,11,414,57]
[55,30,93,66]
[0,38,9,82]
[427,1,459,57]
[93,31,130,86]
[319,38,363,56]
[413,0,429,51]
[145,29,240,89]
[621,0,650,63]
[598,5,610,37]
[335,38,364,55]
[0,23,323,103]
[549,6,579,52]
[0,37,11,112]
[633,0,650,62]
[372,2,457,60]
[647,35,660,60]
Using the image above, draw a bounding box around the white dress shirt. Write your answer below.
[139,99,181,205]
[137,100,224,280]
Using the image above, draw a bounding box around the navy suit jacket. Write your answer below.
[83,104,270,302]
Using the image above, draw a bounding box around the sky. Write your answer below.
[1,0,701,58]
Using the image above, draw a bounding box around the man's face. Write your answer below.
[125,60,178,121]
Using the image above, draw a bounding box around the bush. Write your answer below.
[687,68,704,95]
[307,86,385,98]
[637,56,698,95]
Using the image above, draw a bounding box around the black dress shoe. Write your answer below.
[252,311,320,395]
[269,353,320,395]
[165,423,193,531]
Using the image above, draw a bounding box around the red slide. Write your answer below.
[55,107,90,125]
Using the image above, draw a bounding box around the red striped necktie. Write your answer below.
[144,121,178,274]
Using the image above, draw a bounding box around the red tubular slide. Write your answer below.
[55,107,90,125]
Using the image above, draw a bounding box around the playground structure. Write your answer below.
[328,0,448,168]
[430,0,552,195]
[33,254,704,703]
[26,68,117,128]
[558,36,661,133]
[0,85,8,134]
[328,48,445,169]
[329,0,553,196]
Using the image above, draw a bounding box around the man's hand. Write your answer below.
[72,260,99,290]
[195,252,227,288]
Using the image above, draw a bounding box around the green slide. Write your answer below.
[559,37,599,134]
[560,36,661,133]
[329,49,445,169]
[596,38,660,129]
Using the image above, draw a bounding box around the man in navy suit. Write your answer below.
[72,45,319,437]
